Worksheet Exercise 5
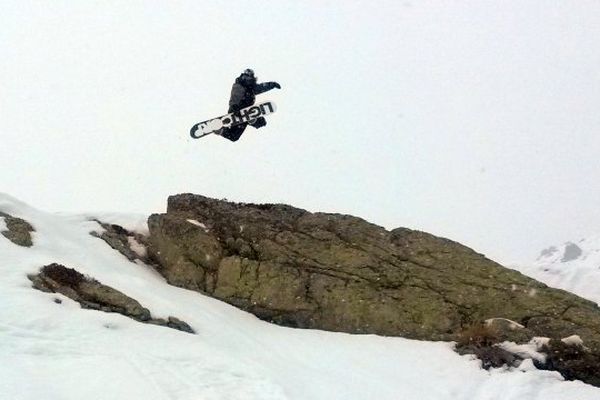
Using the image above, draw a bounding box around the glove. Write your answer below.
[273,82,281,89]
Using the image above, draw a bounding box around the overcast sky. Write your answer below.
[2,1,599,264]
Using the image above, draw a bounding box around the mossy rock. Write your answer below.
[0,212,34,247]
[146,194,600,349]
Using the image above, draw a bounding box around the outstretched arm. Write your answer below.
[254,81,281,95]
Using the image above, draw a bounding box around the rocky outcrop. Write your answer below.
[0,212,34,247]
[146,194,600,385]
[147,195,600,340]
[29,263,194,334]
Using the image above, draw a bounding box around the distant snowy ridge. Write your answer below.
[515,235,600,305]
[536,236,600,264]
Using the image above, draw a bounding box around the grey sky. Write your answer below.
[1,1,599,263]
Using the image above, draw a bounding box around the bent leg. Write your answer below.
[220,124,247,142]
[249,117,267,129]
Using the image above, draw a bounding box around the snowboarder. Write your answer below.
[220,69,281,141]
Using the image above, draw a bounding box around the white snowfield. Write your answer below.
[514,237,600,305]
[1,193,599,400]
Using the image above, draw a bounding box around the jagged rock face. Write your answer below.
[0,212,34,247]
[147,194,600,347]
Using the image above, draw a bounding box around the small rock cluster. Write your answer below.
[0,211,35,247]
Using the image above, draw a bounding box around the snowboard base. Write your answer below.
[190,101,276,139]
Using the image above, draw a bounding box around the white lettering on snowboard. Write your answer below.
[192,101,276,138]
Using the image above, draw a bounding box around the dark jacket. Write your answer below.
[221,74,279,142]
[228,75,279,113]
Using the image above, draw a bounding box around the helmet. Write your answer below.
[242,68,255,77]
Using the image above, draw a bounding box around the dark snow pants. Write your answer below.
[220,117,266,142]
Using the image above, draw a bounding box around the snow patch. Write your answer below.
[84,212,149,235]
[561,335,584,347]
[498,341,547,363]
[485,318,524,330]
[0,216,6,232]
[127,236,147,258]
[187,219,209,232]
[517,358,539,372]
[531,337,551,348]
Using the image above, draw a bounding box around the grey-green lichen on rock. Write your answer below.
[146,194,600,349]
[0,211,34,247]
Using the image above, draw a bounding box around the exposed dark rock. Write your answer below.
[455,322,524,370]
[455,323,501,349]
[484,318,533,344]
[146,193,600,386]
[147,195,600,339]
[535,339,600,387]
[462,345,521,370]
[0,212,34,247]
[561,242,583,263]
[148,316,195,334]
[90,220,149,263]
[538,246,558,260]
[166,316,195,333]
[28,263,194,334]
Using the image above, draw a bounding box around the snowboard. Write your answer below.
[190,101,277,139]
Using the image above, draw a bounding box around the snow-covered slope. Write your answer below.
[2,193,600,400]
[515,237,600,305]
